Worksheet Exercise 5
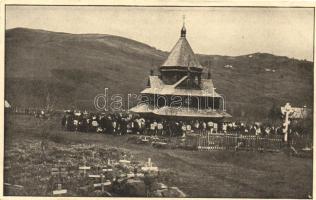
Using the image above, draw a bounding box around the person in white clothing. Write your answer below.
[157,122,163,135]
[181,123,187,137]
[186,124,191,135]
[222,123,227,133]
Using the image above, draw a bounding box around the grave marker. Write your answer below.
[51,167,68,177]
[93,181,111,188]
[102,168,113,172]
[141,136,150,143]
[102,166,114,181]
[282,103,293,142]
[141,158,158,172]
[4,183,24,189]
[92,151,97,159]
[89,174,101,178]
[79,160,91,176]
[51,160,68,195]
[4,166,11,170]
[53,183,67,195]
[93,174,112,193]
[141,166,159,172]
[88,166,112,193]
[119,159,131,164]
[79,185,90,192]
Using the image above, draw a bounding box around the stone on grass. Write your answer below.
[122,178,146,197]
[161,186,186,197]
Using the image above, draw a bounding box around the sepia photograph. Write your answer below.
[2,2,315,198]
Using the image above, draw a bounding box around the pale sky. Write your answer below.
[6,6,314,61]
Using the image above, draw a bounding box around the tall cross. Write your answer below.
[183,15,186,26]
[79,159,91,177]
[283,103,292,142]
[51,160,68,181]
[52,160,68,195]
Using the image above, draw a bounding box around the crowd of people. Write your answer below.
[61,110,286,137]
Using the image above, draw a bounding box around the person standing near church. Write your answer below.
[157,121,163,136]
[181,122,187,138]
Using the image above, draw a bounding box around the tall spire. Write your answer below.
[161,14,203,70]
[181,15,186,38]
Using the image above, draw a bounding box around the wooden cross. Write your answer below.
[102,165,113,182]
[52,160,68,176]
[141,157,158,172]
[107,159,118,166]
[283,103,293,142]
[88,165,102,178]
[51,167,68,177]
[51,161,68,194]
[51,160,68,195]
[102,168,113,172]
[4,183,24,189]
[53,183,67,195]
[88,174,101,178]
[119,155,131,164]
[87,166,108,193]
[79,160,91,177]
[88,167,102,182]
[91,151,97,160]
[90,173,111,193]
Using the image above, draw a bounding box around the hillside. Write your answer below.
[5,28,313,120]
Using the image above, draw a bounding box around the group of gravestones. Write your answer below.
[50,156,186,197]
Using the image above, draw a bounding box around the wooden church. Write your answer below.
[130,22,231,121]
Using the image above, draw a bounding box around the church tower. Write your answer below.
[160,20,203,87]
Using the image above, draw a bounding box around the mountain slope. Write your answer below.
[5,28,313,120]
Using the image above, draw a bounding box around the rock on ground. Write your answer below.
[121,178,146,197]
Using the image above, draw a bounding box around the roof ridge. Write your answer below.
[161,37,203,69]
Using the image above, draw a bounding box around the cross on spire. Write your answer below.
[181,15,186,38]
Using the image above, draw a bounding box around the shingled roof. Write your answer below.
[161,31,203,70]
[141,76,220,97]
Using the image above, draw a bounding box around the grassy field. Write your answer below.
[4,114,313,198]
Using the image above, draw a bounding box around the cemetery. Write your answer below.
[3,114,313,198]
[4,136,185,197]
